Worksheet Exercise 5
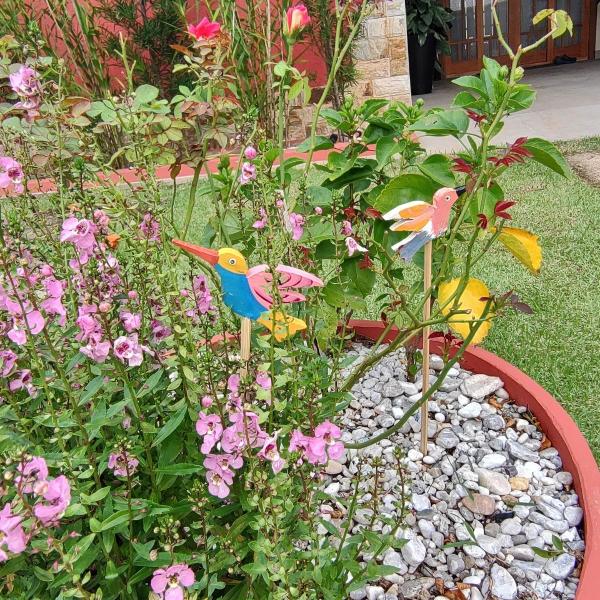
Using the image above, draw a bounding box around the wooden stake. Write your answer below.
[421,241,432,456]
[240,317,252,378]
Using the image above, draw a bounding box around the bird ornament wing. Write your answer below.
[382,201,434,233]
[247,264,324,308]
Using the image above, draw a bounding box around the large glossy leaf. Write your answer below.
[418,154,456,187]
[373,174,438,214]
[438,278,493,345]
[409,109,469,137]
[342,257,376,296]
[296,135,334,153]
[496,226,542,274]
[523,138,570,177]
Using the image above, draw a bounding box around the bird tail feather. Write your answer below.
[257,310,307,341]
[392,231,431,262]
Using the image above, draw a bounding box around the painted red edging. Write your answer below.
[347,319,600,600]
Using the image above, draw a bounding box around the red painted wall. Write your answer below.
[28,0,328,92]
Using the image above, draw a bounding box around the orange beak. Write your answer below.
[172,239,219,265]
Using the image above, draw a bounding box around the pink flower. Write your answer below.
[150,563,195,600]
[0,504,27,562]
[314,420,344,460]
[239,162,256,185]
[196,413,223,454]
[113,334,144,367]
[41,277,67,326]
[201,395,213,408]
[9,65,41,99]
[0,157,25,194]
[140,213,160,242]
[341,220,353,236]
[9,370,37,398]
[305,436,327,464]
[203,453,243,475]
[244,146,258,160]
[258,436,286,473]
[228,411,266,449]
[81,337,111,363]
[285,4,311,37]
[151,319,172,343]
[188,17,221,40]
[0,349,18,377]
[288,212,305,241]
[192,275,214,314]
[17,457,48,493]
[252,208,267,230]
[33,475,71,525]
[108,451,139,477]
[121,311,141,333]
[314,206,323,215]
[206,468,233,498]
[256,371,271,390]
[345,237,367,257]
[60,217,96,250]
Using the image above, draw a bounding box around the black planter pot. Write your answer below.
[408,33,437,95]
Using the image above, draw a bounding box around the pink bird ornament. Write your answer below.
[383,187,460,261]
[172,240,323,340]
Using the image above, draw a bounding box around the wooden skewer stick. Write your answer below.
[240,317,252,378]
[421,241,432,456]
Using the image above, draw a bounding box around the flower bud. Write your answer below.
[284,4,310,38]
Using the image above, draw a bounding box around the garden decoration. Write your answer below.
[172,239,323,365]
[383,187,460,454]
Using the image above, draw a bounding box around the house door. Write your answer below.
[443,0,591,77]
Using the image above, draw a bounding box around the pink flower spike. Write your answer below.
[33,475,71,525]
[256,371,272,390]
[196,413,223,454]
[252,208,267,230]
[0,157,25,194]
[227,374,240,394]
[345,237,367,257]
[151,563,195,599]
[0,504,27,561]
[108,451,139,477]
[244,146,258,160]
[188,17,221,40]
[288,212,305,241]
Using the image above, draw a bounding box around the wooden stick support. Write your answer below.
[240,317,252,378]
[421,241,432,455]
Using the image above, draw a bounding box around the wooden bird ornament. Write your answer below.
[172,240,323,341]
[383,187,460,262]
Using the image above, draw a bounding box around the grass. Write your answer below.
[170,137,600,460]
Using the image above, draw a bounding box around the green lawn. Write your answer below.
[172,137,600,460]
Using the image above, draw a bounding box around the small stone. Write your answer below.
[506,440,539,462]
[483,414,506,431]
[556,471,573,486]
[458,402,482,419]
[398,578,435,599]
[476,534,501,555]
[350,589,367,600]
[365,585,384,600]
[401,537,427,567]
[461,374,504,399]
[325,460,343,475]
[462,493,495,516]
[407,449,423,462]
[528,511,569,533]
[508,545,535,561]
[479,453,507,469]
[324,482,340,495]
[382,549,407,573]
[564,506,583,527]
[412,494,431,511]
[477,468,511,496]
[500,518,522,536]
[509,476,530,491]
[435,428,460,449]
[490,564,518,600]
[544,553,576,580]
[448,554,465,575]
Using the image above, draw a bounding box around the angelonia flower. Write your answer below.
[0,157,25,194]
[0,504,27,562]
[188,17,221,41]
[9,65,41,119]
[139,213,160,242]
[108,450,139,477]
[33,475,71,525]
[239,162,256,185]
[345,237,367,257]
[121,311,141,333]
[113,334,145,367]
[201,395,213,408]
[256,371,271,390]
[192,274,214,314]
[341,220,353,236]
[244,146,258,160]
[16,457,48,494]
[288,212,305,241]
[252,208,267,230]
[150,563,195,600]
[285,4,311,38]
[258,435,286,474]
[289,420,344,465]
[314,206,323,215]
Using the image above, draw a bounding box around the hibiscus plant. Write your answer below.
[0,4,573,600]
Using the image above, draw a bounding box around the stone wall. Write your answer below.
[287,0,412,144]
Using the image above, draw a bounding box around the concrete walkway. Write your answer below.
[412,60,600,152]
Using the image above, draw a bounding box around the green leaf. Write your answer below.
[373,173,439,214]
[137,368,164,399]
[155,463,202,476]
[375,135,399,167]
[152,406,187,447]
[523,138,570,177]
[418,154,456,186]
[533,8,554,24]
[134,84,159,105]
[409,109,469,137]
[322,282,366,311]
[452,75,486,96]
[273,61,288,78]
[306,185,332,206]
[80,487,110,505]
[342,257,376,297]
[296,135,334,153]
[79,375,105,406]
[99,510,131,532]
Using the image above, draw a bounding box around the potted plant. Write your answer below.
[406,0,453,94]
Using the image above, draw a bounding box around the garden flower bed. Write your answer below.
[0,4,594,599]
